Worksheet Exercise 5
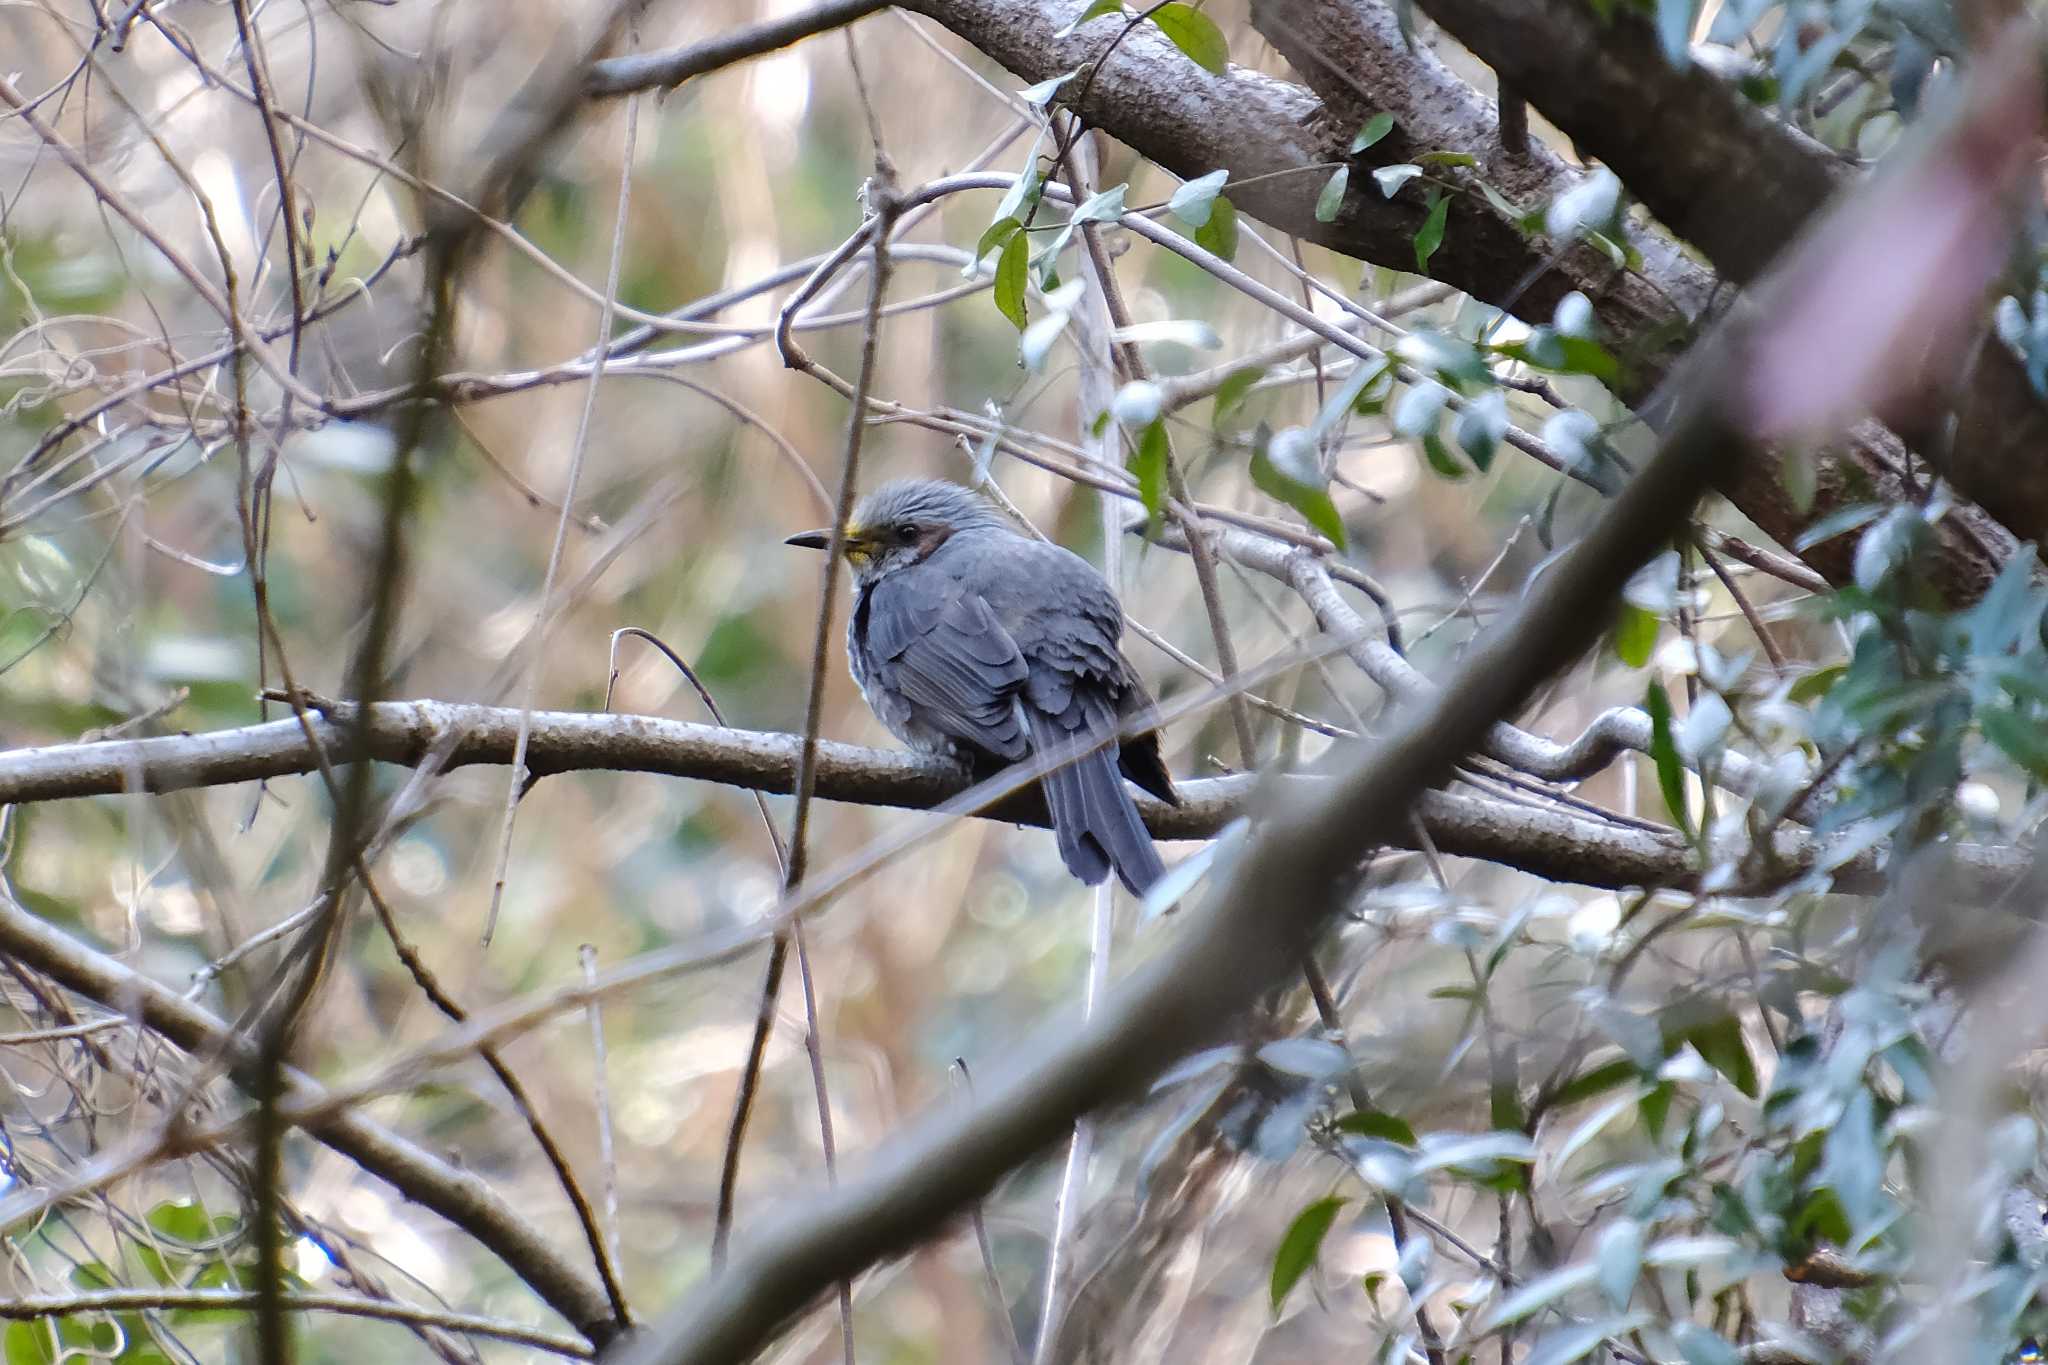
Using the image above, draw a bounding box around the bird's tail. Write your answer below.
[1023,708,1165,897]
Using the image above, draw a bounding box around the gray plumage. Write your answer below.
[787,479,1177,895]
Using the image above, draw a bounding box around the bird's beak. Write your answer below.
[784,528,832,550]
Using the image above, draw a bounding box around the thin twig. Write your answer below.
[484,59,645,944]
[581,945,624,1280]
[0,1288,595,1358]
[586,0,894,96]
[710,169,903,1365]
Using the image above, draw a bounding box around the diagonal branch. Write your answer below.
[890,0,2013,599]
[0,892,621,1345]
[607,243,1746,1365]
[586,0,894,96]
[1407,0,2048,547]
[594,44,2044,1353]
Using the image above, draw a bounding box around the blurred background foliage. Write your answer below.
[2,0,2047,1362]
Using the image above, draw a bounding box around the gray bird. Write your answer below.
[786,479,1177,895]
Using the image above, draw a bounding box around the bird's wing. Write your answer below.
[994,545,1128,726]
[863,573,1031,759]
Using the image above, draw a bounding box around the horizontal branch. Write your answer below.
[603,60,2043,1351]
[0,1289,591,1358]
[0,699,2019,898]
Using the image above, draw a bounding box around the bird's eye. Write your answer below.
[895,522,918,542]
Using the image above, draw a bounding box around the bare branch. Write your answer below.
[0,1289,594,1358]
[586,0,895,96]
[1409,0,2048,550]
[0,698,2020,896]
[0,891,621,1346]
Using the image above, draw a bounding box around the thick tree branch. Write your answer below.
[607,275,1745,1365]
[1408,0,2048,548]
[597,48,2041,1354]
[897,0,2011,599]
[910,0,1702,339]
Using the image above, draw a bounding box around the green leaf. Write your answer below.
[1554,1090,1642,1172]
[1454,391,1505,471]
[1310,356,1390,439]
[974,215,1022,263]
[1481,1262,1600,1329]
[991,149,1045,227]
[1682,1013,1759,1098]
[1791,1187,1852,1248]
[1131,419,1170,531]
[1271,1196,1347,1310]
[1596,1219,1643,1309]
[992,230,1029,331]
[1374,163,1424,197]
[146,1199,212,1244]
[1791,500,1883,551]
[1416,150,1477,168]
[1784,664,1842,703]
[1250,433,1347,549]
[1644,680,1693,837]
[1413,189,1450,272]
[1496,332,1620,384]
[1981,706,2048,779]
[4,1323,53,1365]
[1315,166,1349,223]
[1413,1130,1537,1175]
[1169,169,1230,226]
[1673,1324,1746,1365]
[1548,1057,1639,1110]
[1149,2,1229,73]
[1350,112,1395,152]
[1019,71,1077,106]
[1586,227,1627,266]
[1211,365,1267,427]
[1613,603,1659,668]
[1336,1109,1418,1146]
[1478,178,1527,220]
[1639,1081,1674,1140]
[1070,183,1129,224]
[1194,194,1239,260]
[1055,0,1126,35]
[1490,1077,1525,1133]
[1420,432,1465,480]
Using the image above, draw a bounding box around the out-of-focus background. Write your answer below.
[5,0,2039,1361]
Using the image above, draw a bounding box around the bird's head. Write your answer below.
[784,478,1005,583]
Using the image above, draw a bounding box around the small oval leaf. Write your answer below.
[1316,165,1350,223]
[1169,169,1230,226]
[1149,2,1229,73]
[1351,111,1396,152]
[1270,1196,1347,1311]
